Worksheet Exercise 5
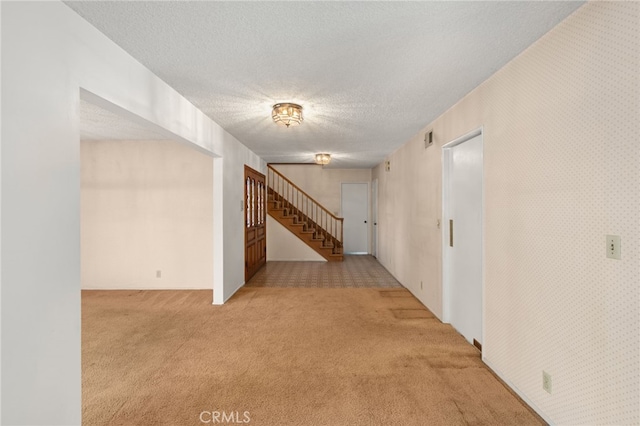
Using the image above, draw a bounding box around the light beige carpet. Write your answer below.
[82,288,544,426]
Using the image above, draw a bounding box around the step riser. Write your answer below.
[267,186,343,261]
[267,208,343,262]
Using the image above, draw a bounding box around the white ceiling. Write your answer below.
[80,99,171,141]
[66,1,583,168]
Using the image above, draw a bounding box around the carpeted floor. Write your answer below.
[82,287,544,426]
[246,255,403,288]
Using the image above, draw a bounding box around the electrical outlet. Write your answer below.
[156,270,162,278]
[542,371,552,394]
[606,235,621,260]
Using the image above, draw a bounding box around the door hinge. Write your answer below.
[449,220,454,247]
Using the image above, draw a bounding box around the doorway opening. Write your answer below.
[79,91,219,296]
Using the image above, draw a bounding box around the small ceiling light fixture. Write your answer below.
[272,103,303,127]
[315,153,331,165]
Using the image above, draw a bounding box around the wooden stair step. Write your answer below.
[265,178,343,262]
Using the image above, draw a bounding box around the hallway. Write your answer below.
[246,255,402,288]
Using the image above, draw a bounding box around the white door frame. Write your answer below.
[442,127,484,345]
[341,182,370,254]
[371,179,378,258]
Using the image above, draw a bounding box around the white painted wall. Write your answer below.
[1,2,263,424]
[373,3,639,424]
[221,134,265,301]
[266,216,325,262]
[0,3,3,420]
[81,140,214,289]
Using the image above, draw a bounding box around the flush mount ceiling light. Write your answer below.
[315,153,331,165]
[272,103,303,127]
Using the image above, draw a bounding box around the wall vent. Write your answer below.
[425,130,434,149]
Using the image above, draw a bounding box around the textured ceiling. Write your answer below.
[66,1,583,168]
[80,99,171,141]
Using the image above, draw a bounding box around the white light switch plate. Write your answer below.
[606,235,621,260]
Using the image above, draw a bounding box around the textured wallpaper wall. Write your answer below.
[373,2,639,424]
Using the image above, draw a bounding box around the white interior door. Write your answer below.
[443,130,483,346]
[341,183,369,254]
[371,179,378,258]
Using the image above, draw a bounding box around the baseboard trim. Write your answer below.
[214,281,245,305]
[482,357,552,425]
[473,339,482,352]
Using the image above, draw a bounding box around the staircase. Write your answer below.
[266,165,344,261]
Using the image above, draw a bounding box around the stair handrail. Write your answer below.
[267,165,344,223]
[267,164,344,244]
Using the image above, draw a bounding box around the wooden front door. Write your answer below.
[244,165,266,281]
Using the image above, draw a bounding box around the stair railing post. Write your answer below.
[323,211,326,242]
[332,219,335,243]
